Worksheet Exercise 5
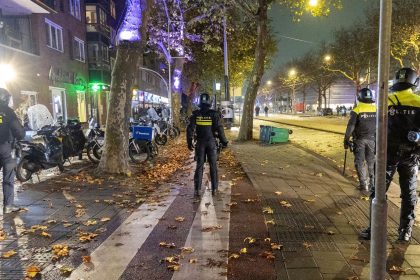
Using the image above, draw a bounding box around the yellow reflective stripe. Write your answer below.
[353,102,376,114]
[196,121,212,126]
[388,89,420,108]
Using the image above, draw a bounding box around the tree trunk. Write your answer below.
[302,90,306,113]
[317,89,323,111]
[97,46,138,174]
[171,57,185,128]
[322,90,327,109]
[237,0,269,141]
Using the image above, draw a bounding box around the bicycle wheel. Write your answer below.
[151,142,159,157]
[129,140,149,163]
[87,143,99,163]
[168,127,178,139]
[155,134,168,145]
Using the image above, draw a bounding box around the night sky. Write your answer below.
[265,0,371,81]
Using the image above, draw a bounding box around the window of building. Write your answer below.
[102,45,109,62]
[110,0,116,19]
[69,0,81,20]
[88,43,99,62]
[99,8,106,25]
[86,5,97,23]
[73,37,85,62]
[45,19,63,52]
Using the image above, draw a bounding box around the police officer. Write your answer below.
[360,68,420,241]
[0,88,25,214]
[187,93,228,197]
[344,88,377,191]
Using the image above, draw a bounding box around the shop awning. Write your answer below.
[0,0,51,16]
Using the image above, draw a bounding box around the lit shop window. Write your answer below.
[86,5,97,23]
[45,19,63,52]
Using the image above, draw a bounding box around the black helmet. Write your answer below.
[390,67,419,92]
[357,88,375,103]
[198,92,211,108]
[0,88,11,106]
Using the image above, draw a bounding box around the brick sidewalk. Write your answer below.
[232,141,420,280]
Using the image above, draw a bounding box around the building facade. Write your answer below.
[0,0,89,123]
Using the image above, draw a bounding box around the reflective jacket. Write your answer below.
[345,102,376,140]
[187,107,227,146]
[0,104,25,144]
[387,88,420,149]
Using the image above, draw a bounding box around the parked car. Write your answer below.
[319,108,333,116]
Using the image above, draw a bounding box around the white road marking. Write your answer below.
[69,188,179,280]
[172,181,231,280]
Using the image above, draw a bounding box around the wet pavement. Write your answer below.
[1,137,419,280]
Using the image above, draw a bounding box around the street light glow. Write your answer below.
[0,64,16,83]
[289,69,297,77]
[324,55,332,62]
[267,80,272,85]
[309,0,318,7]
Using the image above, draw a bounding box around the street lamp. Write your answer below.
[266,80,272,86]
[324,54,332,63]
[0,64,16,88]
[288,69,297,78]
[309,0,318,7]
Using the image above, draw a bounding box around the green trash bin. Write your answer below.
[269,127,290,143]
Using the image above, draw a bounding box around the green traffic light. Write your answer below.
[91,83,100,92]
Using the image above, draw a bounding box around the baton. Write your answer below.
[343,149,347,175]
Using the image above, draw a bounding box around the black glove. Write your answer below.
[344,138,350,150]
[221,141,229,148]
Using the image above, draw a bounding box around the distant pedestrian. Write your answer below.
[255,105,260,117]
[344,88,376,192]
[264,106,269,117]
[336,105,340,116]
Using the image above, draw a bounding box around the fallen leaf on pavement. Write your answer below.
[2,250,17,258]
[188,258,198,263]
[280,201,292,208]
[275,191,282,196]
[159,242,176,248]
[60,266,73,276]
[41,231,51,238]
[201,225,222,232]
[303,242,312,249]
[26,266,40,278]
[240,248,247,254]
[79,232,98,243]
[0,229,6,241]
[263,207,274,214]
[167,264,180,271]
[265,219,275,225]
[242,198,257,203]
[82,255,91,263]
[264,238,271,242]
[75,208,85,217]
[83,220,98,226]
[226,202,238,207]
[63,223,72,228]
[260,251,275,260]
[271,243,283,250]
[389,265,411,274]
[46,220,57,224]
[175,216,185,222]
[180,247,194,253]
[229,253,240,259]
[327,231,335,235]
[100,217,111,222]
[360,196,369,201]
[244,237,256,244]
[52,244,69,261]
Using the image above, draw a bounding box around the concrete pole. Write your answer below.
[370,0,392,279]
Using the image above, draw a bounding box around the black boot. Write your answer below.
[398,227,412,242]
[360,227,371,240]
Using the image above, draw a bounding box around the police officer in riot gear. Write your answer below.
[187,93,228,197]
[344,88,377,191]
[360,68,420,241]
[0,88,25,214]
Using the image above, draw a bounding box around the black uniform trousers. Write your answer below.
[370,146,419,230]
[353,138,375,188]
[0,143,16,207]
[194,139,218,191]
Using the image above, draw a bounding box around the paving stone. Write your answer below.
[284,257,318,269]
[286,268,323,280]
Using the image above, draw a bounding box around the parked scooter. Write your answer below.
[16,125,65,182]
[85,119,105,163]
[58,118,86,161]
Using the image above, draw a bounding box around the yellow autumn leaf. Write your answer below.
[244,237,256,244]
[100,217,111,222]
[271,243,283,250]
[265,220,275,225]
[60,266,73,276]
[2,250,17,258]
[188,258,198,263]
[83,220,97,226]
[275,191,282,196]
[229,253,240,259]
[175,216,185,222]
[167,264,180,271]
[41,231,51,238]
[262,207,274,214]
[180,247,194,253]
[240,248,247,254]
[26,265,41,278]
